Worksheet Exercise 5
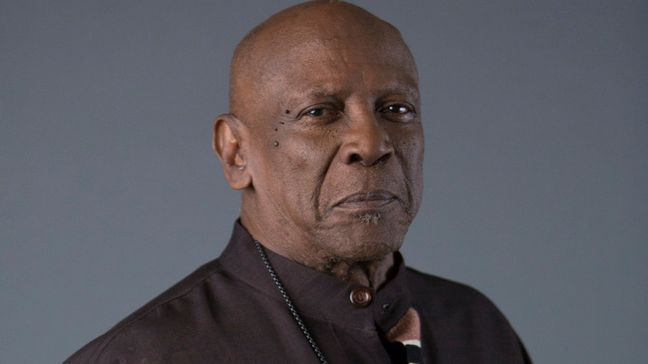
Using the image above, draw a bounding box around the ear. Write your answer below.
[212,113,252,190]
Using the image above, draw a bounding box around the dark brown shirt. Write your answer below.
[66,221,531,363]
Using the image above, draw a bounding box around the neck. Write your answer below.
[324,254,395,288]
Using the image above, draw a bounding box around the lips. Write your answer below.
[334,190,398,209]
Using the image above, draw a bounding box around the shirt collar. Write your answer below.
[218,220,412,333]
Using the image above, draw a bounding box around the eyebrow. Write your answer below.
[301,86,344,99]
[291,83,419,102]
[281,86,342,108]
[377,84,419,99]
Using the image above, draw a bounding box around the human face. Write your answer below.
[244,32,424,262]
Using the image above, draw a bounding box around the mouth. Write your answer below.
[334,190,398,210]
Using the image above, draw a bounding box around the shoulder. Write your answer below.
[404,266,514,326]
[65,258,227,363]
[406,266,497,304]
[405,267,531,362]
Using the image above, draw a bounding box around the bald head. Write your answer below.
[228,1,418,122]
[213,0,424,272]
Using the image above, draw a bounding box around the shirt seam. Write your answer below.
[92,263,227,361]
[221,268,379,334]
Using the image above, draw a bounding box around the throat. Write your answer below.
[322,254,396,288]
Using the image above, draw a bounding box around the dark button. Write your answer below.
[349,287,373,307]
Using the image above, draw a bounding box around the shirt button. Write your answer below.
[349,287,373,307]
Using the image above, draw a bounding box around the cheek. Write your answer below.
[263,131,338,204]
[284,146,311,174]
[395,132,424,168]
[394,132,425,200]
[257,125,309,172]
[278,129,339,173]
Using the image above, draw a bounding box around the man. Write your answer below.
[67,1,531,363]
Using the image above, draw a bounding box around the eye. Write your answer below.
[299,104,341,123]
[307,108,326,117]
[385,104,411,114]
[379,103,416,122]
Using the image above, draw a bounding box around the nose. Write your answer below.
[339,110,394,166]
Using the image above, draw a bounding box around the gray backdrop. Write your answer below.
[1,0,646,363]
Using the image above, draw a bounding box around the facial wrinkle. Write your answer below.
[312,135,340,222]
[394,139,420,220]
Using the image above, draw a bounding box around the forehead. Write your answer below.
[261,34,419,98]
[229,5,421,120]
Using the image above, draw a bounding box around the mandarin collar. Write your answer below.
[218,220,412,333]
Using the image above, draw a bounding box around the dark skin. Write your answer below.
[213,1,424,288]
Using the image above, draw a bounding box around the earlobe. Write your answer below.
[212,114,252,190]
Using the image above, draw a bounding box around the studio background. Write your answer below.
[1,1,646,362]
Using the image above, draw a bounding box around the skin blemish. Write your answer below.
[355,212,382,225]
[285,109,291,114]
[273,140,280,147]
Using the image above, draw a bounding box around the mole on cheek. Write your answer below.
[273,141,279,147]
[285,109,290,114]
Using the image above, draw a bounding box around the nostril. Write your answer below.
[348,153,362,163]
[376,152,391,164]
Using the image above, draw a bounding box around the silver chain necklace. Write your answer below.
[253,240,329,364]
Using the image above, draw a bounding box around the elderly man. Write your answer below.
[67,1,530,363]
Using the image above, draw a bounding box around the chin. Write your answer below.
[324,219,408,262]
[315,203,415,260]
